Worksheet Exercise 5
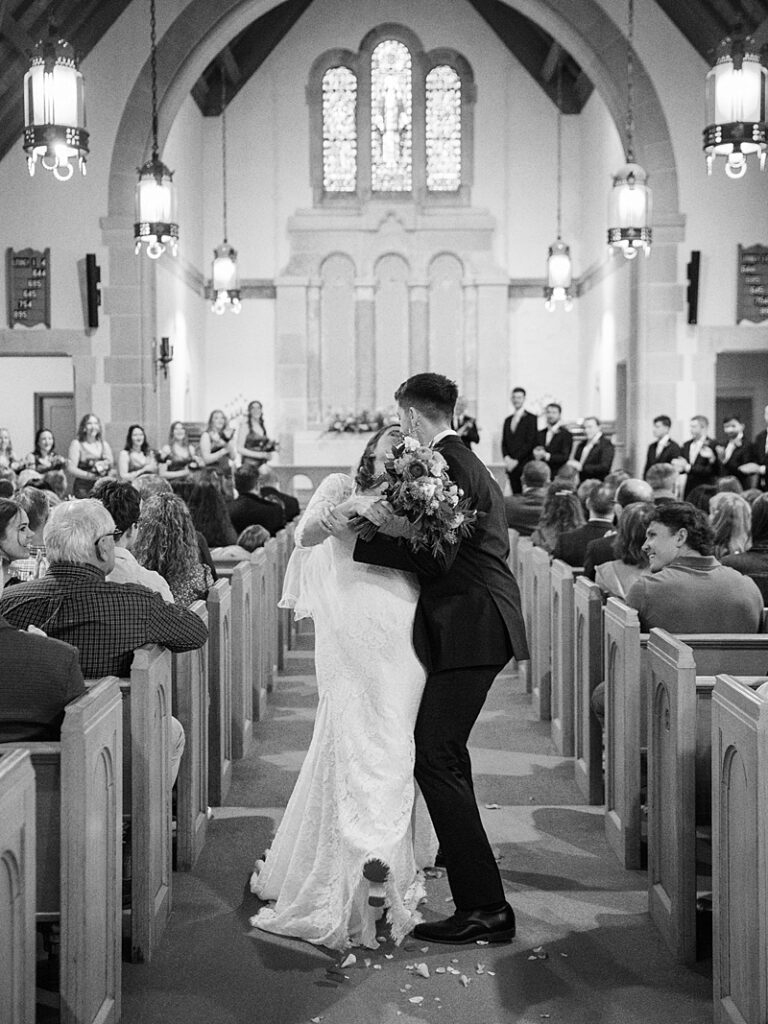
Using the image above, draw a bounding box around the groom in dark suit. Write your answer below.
[354,373,528,944]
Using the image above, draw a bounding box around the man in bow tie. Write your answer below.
[643,415,682,480]
[533,402,573,477]
[501,387,538,495]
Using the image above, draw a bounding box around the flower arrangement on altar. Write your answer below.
[325,408,399,434]
[354,435,479,558]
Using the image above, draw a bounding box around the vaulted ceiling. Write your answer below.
[0,0,766,168]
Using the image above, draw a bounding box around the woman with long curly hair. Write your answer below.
[530,483,585,555]
[710,491,751,559]
[133,491,213,608]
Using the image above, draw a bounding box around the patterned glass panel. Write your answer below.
[426,65,461,192]
[322,66,357,192]
[371,40,412,192]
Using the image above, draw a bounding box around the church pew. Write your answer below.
[712,674,768,1024]
[573,577,604,804]
[0,677,123,1018]
[230,563,254,759]
[275,528,288,671]
[207,580,233,806]
[550,559,576,755]
[172,601,209,872]
[0,749,36,1024]
[284,521,297,651]
[516,536,534,694]
[646,631,768,964]
[507,527,520,577]
[263,538,280,693]
[250,549,271,720]
[122,646,173,964]
[604,599,768,870]
[529,545,552,720]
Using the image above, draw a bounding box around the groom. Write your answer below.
[354,373,528,944]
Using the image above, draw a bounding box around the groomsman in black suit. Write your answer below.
[532,402,573,476]
[717,414,754,485]
[749,404,768,491]
[643,415,682,479]
[568,416,614,482]
[501,387,538,494]
[677,415,720,497]
[355,373,527,945]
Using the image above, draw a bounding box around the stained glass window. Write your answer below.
[371,40,412,192]
[426,66,461,192]
[322,66,357,192]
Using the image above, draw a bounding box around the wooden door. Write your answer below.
[35,392,75,447]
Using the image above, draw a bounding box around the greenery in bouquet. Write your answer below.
[357,435,479,559]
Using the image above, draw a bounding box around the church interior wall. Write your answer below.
[0,356,73,454]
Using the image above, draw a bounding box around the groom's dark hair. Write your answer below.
[395,374,458,422]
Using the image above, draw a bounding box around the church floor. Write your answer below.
[121,637,712,1024]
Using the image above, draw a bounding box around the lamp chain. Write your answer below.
[626,0,635,162]
[556,66,563,240]
[221,69,228,243]
[150,0,158,161]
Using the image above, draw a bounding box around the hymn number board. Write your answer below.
[737,244,768,324]
[6,247,51,328]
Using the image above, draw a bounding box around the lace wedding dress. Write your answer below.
[250,473,436,949]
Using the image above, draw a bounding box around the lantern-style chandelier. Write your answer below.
[608,0,652,259]
[703,29,767,179]
[134,0,178,259]
[23,25,88,181]
[211,71,241,314]
[544,70,573,312]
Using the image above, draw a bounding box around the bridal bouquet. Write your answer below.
[355,435,478,558]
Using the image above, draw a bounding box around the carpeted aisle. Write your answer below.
[122,635,712,1024]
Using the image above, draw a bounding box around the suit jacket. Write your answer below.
[552,519,614,568]
[0,615,86,742]
[719,438,753,480]
[751,429,768,491]
[354,435,529,672]
[230,492,285,537]
[583,532,618,580]
[260,485,300,522]
[574,435,615,482]
[504,489,546,536]
[681,437,720,496]
[535,424,573,475]
[643,437,682,479]
[501,411,538,464]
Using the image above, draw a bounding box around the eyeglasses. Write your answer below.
[96,529,122,544]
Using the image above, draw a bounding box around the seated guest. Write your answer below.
[134,492,214,608]
[743,488,763,507]
[42,468,68,500]
[258,467,300,521]
[209,524,271,562]
[504,460,550,535]
[686,483,718,513]
[716,475,744,495]
[568,416,614,482]
[576,478,602,517]
[12,487,51,581]
[552,464,579,490]
[0,616,86,742]
[229,465,285,538]
[134,474,217,580]
[94,479,174,602]
[645,462,679,503]
[0,500,208,783]
[626,502,763,632]
[531,485,585,555]
[0,499,32,592]
[710,491,751,559]
[594,502,654,600]
[553,485,615,567]
[0,470,16,498]
[189,481,239,548]
[132,474,173,500]
[722,493,768,603]
[584,478,654,580]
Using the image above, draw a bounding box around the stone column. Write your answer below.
[462,278,479,407]
[306,279,321,428]
[355,280,376,412]
[409,281,429,374]
[475,275,511,466]
[274,276,310,454]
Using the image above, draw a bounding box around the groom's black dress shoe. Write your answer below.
[412,903,516,945]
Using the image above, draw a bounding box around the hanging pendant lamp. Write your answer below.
[23,25,88,181]
[134,0,178,259]
[211,69,241,314]
[608,0,652,259]
[544,68,574,311]
[703,29,767,179]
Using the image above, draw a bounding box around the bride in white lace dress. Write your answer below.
[250,426,436,950]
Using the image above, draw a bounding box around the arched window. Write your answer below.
[310,28,474,205]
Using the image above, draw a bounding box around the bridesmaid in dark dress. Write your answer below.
[26,428,66,473]
[199,409,236,499]
[235,400,278,470]
[66,414,114,498]
[158,421,201,483]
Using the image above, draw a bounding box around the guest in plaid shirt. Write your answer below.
[0,499,208,783]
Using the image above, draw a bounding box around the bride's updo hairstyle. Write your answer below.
[354,425,399,492]
[394,372,459,422]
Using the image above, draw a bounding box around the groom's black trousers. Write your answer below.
[414,663,507,911]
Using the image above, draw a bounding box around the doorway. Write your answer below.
[35,392,76,450]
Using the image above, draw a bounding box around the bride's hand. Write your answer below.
[319,507,350,537]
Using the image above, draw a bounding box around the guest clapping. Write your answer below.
[117,424,158,482]
[67,414,114,498]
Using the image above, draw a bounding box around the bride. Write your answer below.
[250,425,436,950]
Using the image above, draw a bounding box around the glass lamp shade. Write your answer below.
[544,239,574,311]
[703,35,767,178]
[211,242,242,314]
[134,158,179,259]
[23,34,88,180]
[607,162,652,259]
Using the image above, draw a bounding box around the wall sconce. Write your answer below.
[154,335,173,378]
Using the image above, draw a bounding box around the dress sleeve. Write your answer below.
[294,474,353,548]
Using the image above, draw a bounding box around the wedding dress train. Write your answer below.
[250,474,436,949]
